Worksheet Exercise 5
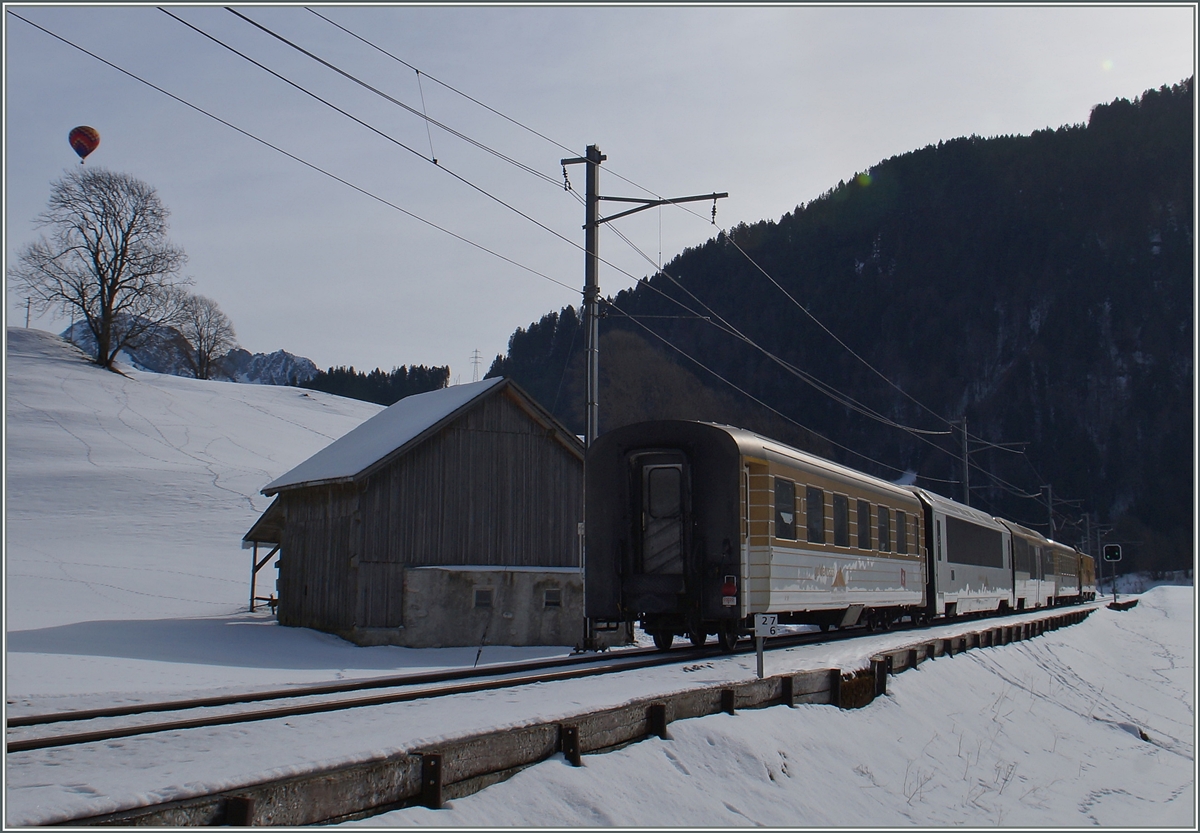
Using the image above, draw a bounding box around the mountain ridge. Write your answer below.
[61,319,319,387]
[488,78,1194,574]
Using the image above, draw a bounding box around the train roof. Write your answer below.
[996,517,1051,543]
[598,421,1076,537]
[698,422,921,504]
[909,486,1008,532]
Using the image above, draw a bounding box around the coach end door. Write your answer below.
[624,452,690,614]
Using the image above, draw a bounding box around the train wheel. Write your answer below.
[717,624,739,652]
[818,623,831,633]
[881,612,894,631]
[689,628,707,648]
[652,630,674,651]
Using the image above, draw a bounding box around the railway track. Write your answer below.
[6,627,859,755]
[8,604,1093,756]
[7,606,1098,827]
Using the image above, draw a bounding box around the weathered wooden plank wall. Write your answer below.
[363,390,582,570]
[276,387,583,634]
[277,485,361,632]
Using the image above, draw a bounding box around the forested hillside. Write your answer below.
[490,79,1194,573]
[300,364,450,406]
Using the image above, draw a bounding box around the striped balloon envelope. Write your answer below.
[68,126,100,163]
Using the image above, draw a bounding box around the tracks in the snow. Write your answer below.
[6,628,848,754]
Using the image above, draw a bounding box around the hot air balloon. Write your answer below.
[68,126,100,163]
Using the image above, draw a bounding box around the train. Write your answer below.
[585,420,1097,651]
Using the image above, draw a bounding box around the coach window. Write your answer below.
[896,510,908,554]
[833,494,850,547]
[775,478,796,540]
[806,486,825,544]
[878,506,892,552]
[857,500,872,549]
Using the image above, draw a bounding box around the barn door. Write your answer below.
[639,458,686,576]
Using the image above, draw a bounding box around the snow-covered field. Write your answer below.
[369,590,1196,829]
[4,327,1196,828]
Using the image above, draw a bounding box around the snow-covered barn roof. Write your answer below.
[261,377,581,495]
[243,496,284,546]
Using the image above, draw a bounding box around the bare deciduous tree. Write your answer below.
[8,167,191,370]
[177,292,238,380]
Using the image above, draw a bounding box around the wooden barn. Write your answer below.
[243,377,585,648]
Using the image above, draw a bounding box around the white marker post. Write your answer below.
[754,613,778,679]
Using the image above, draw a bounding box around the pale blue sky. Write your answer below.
[5,3,1195,376]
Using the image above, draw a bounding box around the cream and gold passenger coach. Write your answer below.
[586,421,928,651]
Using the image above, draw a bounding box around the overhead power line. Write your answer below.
[297,9,1060,500]
[225,7,562,188]
[13,8,1080,514]
[163,8,697,306]
[295,9,1067,505]
[6,10,577,299]
[305,7,579,158]
[160,8,585,256]
[240,7,945,452]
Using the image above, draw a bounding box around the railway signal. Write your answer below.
[1102,544,1122,603]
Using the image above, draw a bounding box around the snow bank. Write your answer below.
[358,586,1195,828]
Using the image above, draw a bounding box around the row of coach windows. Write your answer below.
[775,477,908,553]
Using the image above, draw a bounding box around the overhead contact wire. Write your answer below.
[608,223,1054,502]
[305,7,579,158]
[606,299,956,482]
[167,9,685,308]
[608,224,950,439]
[162,8,584,256]
[298,5,1054,492]
[226,7,562,188]
[6,10,576,298]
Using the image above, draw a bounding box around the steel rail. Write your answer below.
[4,645,720,754]
[5,629,855,755]
[9,603,1095,755]
[6,644,659,729]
